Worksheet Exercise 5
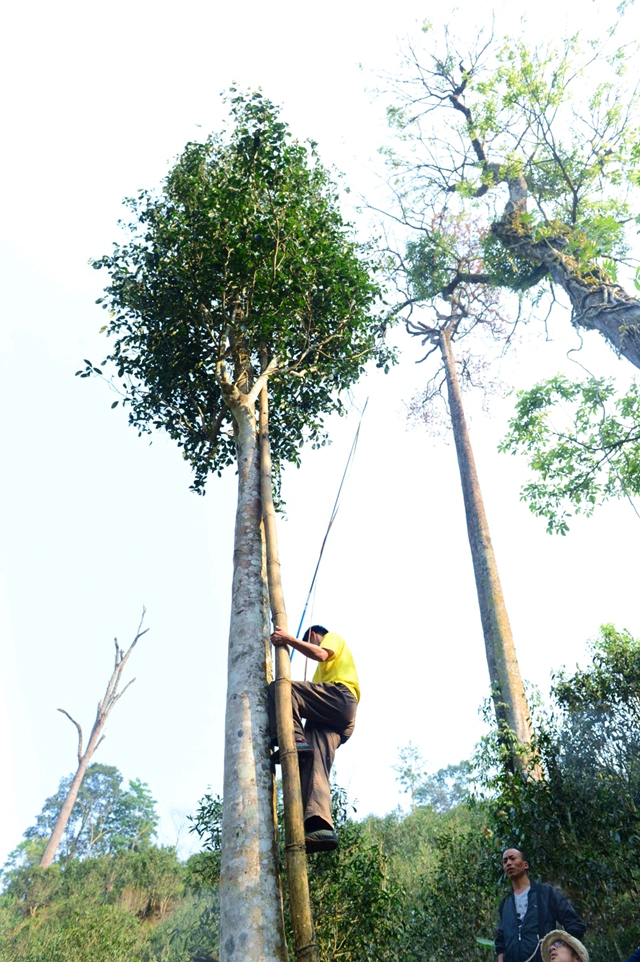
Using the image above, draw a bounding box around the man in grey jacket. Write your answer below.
[495,848,586,962]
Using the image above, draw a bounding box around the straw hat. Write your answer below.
[541,930,589,962]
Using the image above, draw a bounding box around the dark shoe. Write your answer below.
[271,740,313,766]
[305,829,338,854]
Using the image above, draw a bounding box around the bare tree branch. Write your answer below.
[57,709,83,763]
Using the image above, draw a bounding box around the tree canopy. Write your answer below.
[473,625,640,956]
[383,18,640,369]
[500,373,640,533]
[89,89,393,492]
[22,763,157,863]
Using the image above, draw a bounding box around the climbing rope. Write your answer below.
[293,398,369,657]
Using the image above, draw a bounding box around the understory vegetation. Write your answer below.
[2,625,638,962]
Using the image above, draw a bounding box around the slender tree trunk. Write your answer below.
[219,396,288,962]
[40,742,96,867]
[259,384,319,962]
[439,327,534,751]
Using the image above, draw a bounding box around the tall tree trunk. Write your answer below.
[219,396,288,962]
[439,327,534,752]
[259,384,319,962]
[40,615,147,868]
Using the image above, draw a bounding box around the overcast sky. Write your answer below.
[1,0,639,864]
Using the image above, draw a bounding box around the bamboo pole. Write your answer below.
[259,383,319,962]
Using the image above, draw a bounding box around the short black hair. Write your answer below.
[503,847,530,867]
[303,625,328,642]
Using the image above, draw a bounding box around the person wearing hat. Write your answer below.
[541,931,589,962]
[495,848,586,962]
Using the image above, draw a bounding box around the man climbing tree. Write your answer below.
[269,625,360,853]
[89,90,392,961]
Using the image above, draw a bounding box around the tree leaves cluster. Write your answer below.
[384,18,640,368]
[368,626,640,960]
[500,374,640,533]
[475,625,640,959]
[0,768,217,962]
[90,90,394,492]
[16,763,158,864]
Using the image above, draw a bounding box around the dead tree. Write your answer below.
[39,611,148,868]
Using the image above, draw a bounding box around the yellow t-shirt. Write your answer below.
[312,632,360,703]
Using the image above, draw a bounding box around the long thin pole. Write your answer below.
[259,383,319,962]
[295,399,368,639]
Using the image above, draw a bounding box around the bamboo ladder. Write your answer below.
[259,383,319,962]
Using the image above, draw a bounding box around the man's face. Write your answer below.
[502,848,529,880]
[549,940,579,962]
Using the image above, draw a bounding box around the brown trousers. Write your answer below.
[269,680,357,830]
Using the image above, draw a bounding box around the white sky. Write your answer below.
[1,0,639,863]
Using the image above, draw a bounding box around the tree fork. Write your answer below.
[259,382,319,962]
[493,178,640,370]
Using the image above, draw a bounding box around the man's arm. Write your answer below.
[553,887,586,940]
[270,626,332,662]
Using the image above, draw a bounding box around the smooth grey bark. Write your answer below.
[40,615,147,868]
[439,327,534,749]
[219,392,288,962]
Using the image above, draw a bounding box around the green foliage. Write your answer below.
[365,796,488,892]
[9,640,640,962]
[19,763,158,863]
[414,760,473,813]
[90,90,393,492]
[187,784,403,960]
[301,787,403,962]
[500,373,640,533]
[393,742,473,813]
[1,902,143,962]
[0,775,218,962]
[0,847,188,962]
[469,35,635,265]
[480,232,545,291]
[405,229,459,300]
[400,827,498,962]
[385,21,640,311]
[476,625,640,958]
[185,792,222,891]
[145,891,219,962]
[555,622,640,711]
